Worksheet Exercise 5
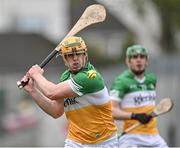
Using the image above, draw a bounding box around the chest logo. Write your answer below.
[87,70,97,80]
[149,84,155,89]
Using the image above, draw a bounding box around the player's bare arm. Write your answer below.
[27,64,79,100]
[111,100,132,120]
[112,100,152,124]
[23,77,64,118]
[30,87,64,118]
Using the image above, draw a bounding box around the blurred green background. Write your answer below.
[0,0,179,146]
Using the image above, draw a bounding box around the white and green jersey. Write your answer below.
[110,70,159,135]
[60,62,117,144]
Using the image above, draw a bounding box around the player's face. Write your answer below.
[127,54,148,76]
[64,52,87,73]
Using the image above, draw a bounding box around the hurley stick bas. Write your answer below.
[17,4,106,88]
[121,98,174,136]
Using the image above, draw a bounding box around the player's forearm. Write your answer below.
[111,100,132,120]
[112,107,132,120]
[32,74,57,98]
[30,87,64,118]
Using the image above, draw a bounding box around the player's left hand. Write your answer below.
[131,113,152,124]
[20,73,34,93]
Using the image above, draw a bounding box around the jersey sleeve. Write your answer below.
[145,72,157,90]
[150,73,157,87]
[68,70,105,96]
[110,77,126,101]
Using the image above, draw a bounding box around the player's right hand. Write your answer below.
[131,113,152,124]
[28,64,44,79]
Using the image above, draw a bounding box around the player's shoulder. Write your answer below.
[74,63,105,93]
[115,70,132,81]
[59,69,70,82]
[111,70,131,89]
[145,71,157,81]
[75,62,104,82]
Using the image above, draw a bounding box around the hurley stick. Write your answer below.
[17,4,106,88]
[121,98,174,136]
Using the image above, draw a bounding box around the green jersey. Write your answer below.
[60,62,104,95]
[59,62,117,144]
[110,70,156,108]
[110,70,158,135]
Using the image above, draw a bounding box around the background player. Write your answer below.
[110,45,168,147]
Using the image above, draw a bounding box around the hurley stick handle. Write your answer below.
[17,49,59,88]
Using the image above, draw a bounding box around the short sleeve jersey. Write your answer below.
[60,62,117,144]
[110,70,159,135]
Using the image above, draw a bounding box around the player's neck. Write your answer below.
[135,73,144,79]
[130,69,145,79]
[135,75,145,83]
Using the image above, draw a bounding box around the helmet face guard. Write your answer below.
[59,36,87,57]
[126,45,148,59]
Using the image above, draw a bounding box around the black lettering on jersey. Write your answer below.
[134,94,155,105]
[64,97,79,107]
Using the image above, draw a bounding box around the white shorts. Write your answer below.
[64,134,119,148]
[119,134,168,148]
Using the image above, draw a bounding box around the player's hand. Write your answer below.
[21,74,34,93]
[28,64,44,78]
[131,113,152,124]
